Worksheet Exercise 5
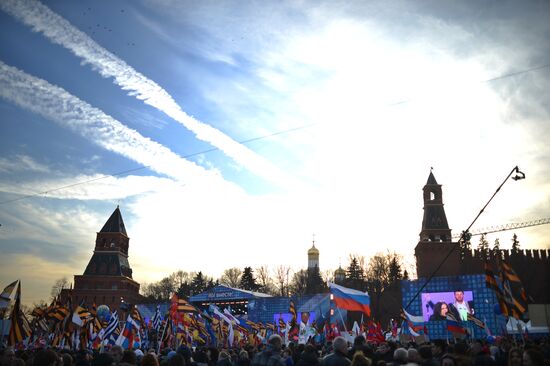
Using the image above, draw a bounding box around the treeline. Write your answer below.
[139,251,409,302]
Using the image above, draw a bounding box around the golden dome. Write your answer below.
[308,243,319,255]
[334,266,345,276]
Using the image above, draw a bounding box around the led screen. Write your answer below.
[421,291,474,322]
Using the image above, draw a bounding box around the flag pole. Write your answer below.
[157,317,168,354]
[337,308,348,333]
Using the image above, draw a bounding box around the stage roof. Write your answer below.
[190,285,272,302]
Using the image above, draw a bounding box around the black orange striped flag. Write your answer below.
[8,281,31,346]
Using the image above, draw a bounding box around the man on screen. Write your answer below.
[448,290,474,321]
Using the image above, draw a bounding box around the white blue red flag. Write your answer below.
[402,309,425,336]
[328,283,371,316]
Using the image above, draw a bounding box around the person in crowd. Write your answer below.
[507,348,522,366]
[431,340,447,364]
[374,343,393,364]
[470,341,495,366]
[294,346,305,366]
[33,350,61,366]
[489,347,501,364]
[176,346,195,366]
[296,345,320,366]
[134,351,143,366]
[12,358,25,366]
[109,347,123,366]
[251,335,285,366]
[61,354,73,366]
[440,355,455,366]
[428,303,449,321]
[350,353,370,366]
[523,349,544,366]
[407,349,421,365]
[230,351,238,366]
[2,348,16,366]
[321,337,350,366]
[208,348,219,366]
[390,349,407,366]
[142,354,160,366]
[168,354,185,366]
[237,351,250,366]
[282,348,293,366]
[194,350,208,366]
[417,346,437,366]
[348,337,367,360]
[217,352,232,366]
[74,350,91,366]
[119,350,136,366]
[91,353,114,366]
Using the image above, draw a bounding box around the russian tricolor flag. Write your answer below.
[402,309,425,336]
[446,318,467,335]
[329,283,371,316]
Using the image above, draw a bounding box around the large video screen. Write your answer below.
[274,312,316,328]
[421,291,474,322]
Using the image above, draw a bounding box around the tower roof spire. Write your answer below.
[100,206,127,235]
[420,170,451,242]
[427,169,438,185]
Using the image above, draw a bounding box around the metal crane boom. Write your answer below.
[451,218,550,239]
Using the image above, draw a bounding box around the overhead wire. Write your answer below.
[0,63,549,206]
[0,123,319,205]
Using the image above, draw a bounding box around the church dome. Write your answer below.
[334,266,345,277]
[308,243,319,255]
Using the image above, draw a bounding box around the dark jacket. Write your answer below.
[238,359,251,366]
[217,359,233,366]
[251,345,285,366]
[448,301,475,321]
[296,350,320,366]
[322,351,350,366]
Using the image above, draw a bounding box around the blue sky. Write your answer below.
[1,0,549,305]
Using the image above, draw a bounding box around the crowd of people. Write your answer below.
[1,335,548,366]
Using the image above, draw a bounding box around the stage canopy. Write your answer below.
[190,285,272,304]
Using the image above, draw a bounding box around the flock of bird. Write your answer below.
[82,7,136,47]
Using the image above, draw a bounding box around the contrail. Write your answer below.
[0,60,222,186]
[0,173,178,201]
[0,0,298,190]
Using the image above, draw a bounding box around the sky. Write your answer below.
[0,0,549,305]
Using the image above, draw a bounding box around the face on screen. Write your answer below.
[421,291,474,321]
[439,303,448,317]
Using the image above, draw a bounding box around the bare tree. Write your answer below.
[255,265,277,295]
[365,254,390,289]
[170,271,195,289]
[50,277,70,300]
[289,270,309,295]
[219,268,243,288]
[321,269,334,284]
[256,265,270,288]
[349,254,367,274]
[364,251,406,320]
[274,265,292,297]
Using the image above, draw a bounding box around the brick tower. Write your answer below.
[70,207,140,309]
[415,171,461,278]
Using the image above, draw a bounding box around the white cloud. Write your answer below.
[0,154,50,173]
[0,60,224,186]
[0,174,178,201]
[2,0,549,303]
[0,0,298,190]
